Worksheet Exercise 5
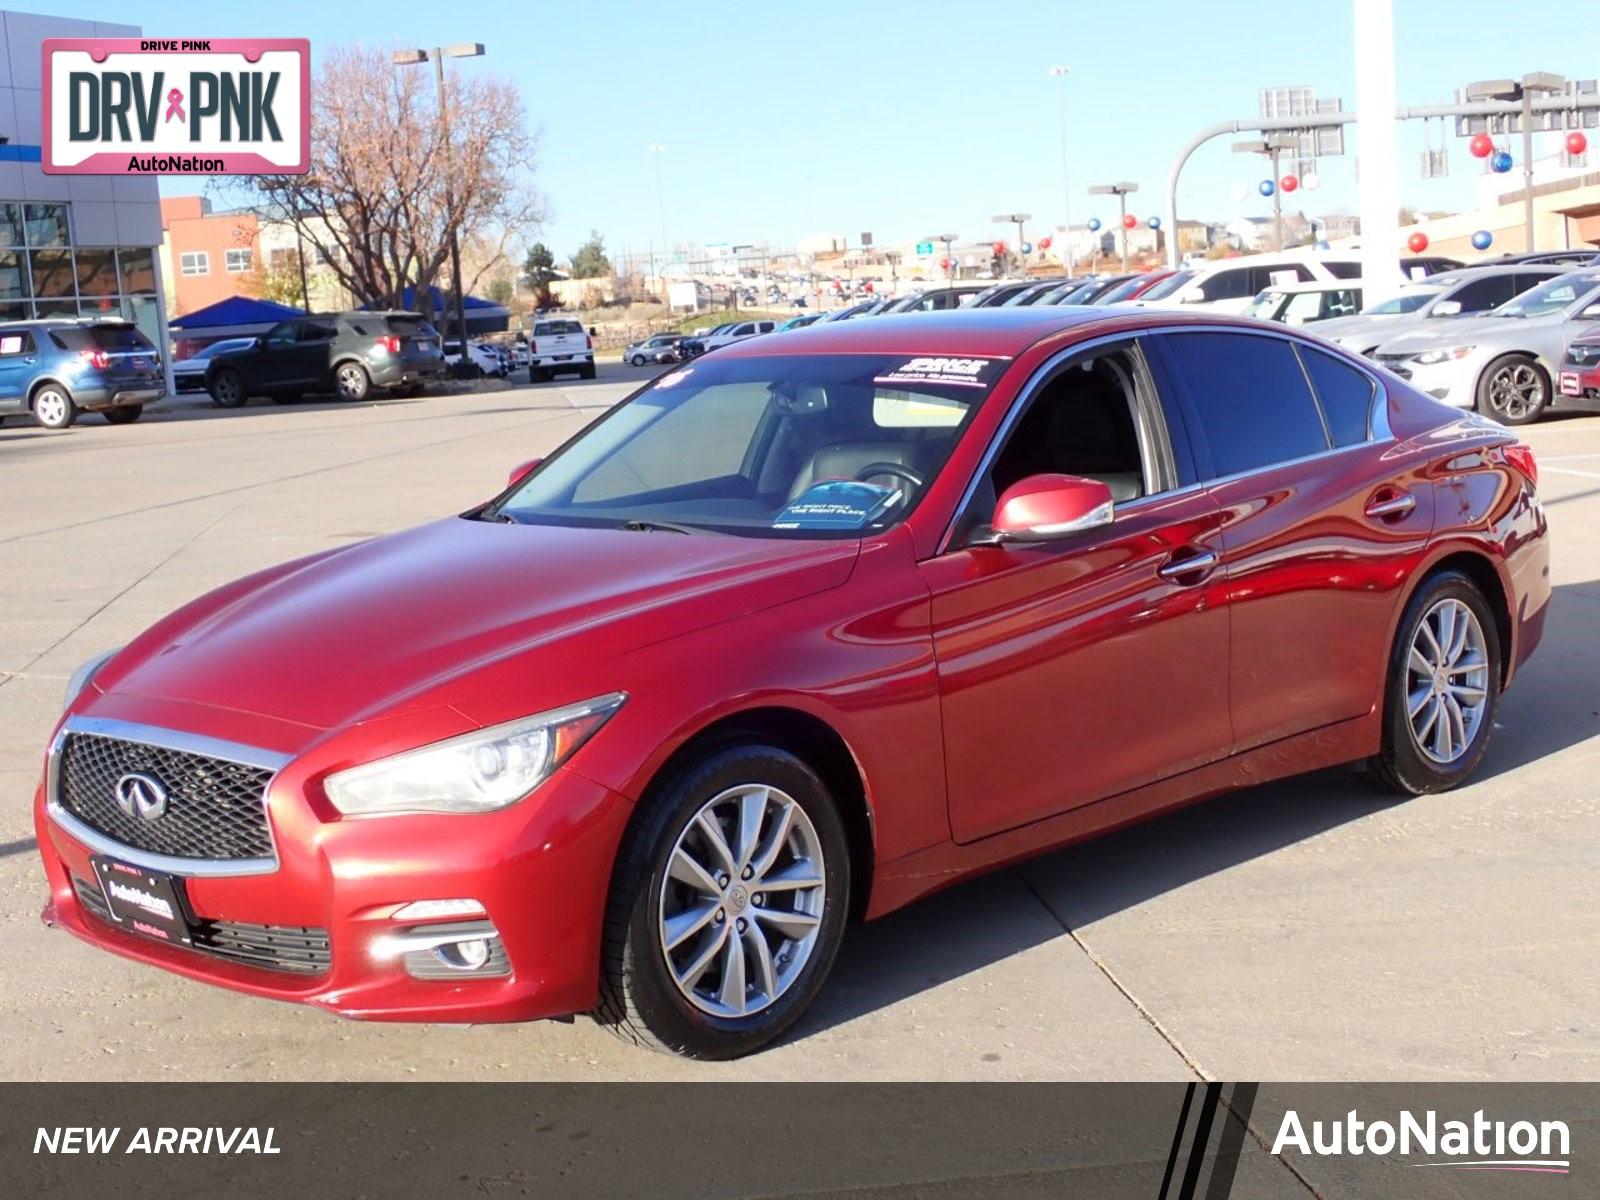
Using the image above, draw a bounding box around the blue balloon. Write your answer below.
[1087,217,1102,232]
[1471,229,1494,251]
[1021,241,1033,254]
[1147,216,1161,230]
[1259,179,1276,196]
[1490,150,1514,174]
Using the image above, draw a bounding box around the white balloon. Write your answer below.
[1232,183,1250,201]
[1301,171,1321,191]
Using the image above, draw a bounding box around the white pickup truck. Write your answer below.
[528,317,596,382]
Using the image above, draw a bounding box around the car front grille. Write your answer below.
[1375,354,1413,379]
[72,877,330,975]
[56,733,275,863]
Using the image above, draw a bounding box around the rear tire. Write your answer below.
[209,369,247,408]
[102,405,142,425]
[1476,354,1548,426]
[31,384,77,430]
[581,363,597,380]
[334,362,371,402]
[1368,569,1502,796]
[630,354,646,366]
[530,367,550,384]
[595,743,851,1059]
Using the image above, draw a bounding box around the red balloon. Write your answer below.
[991,240,1007,256]
[1568,130,1589,156]
[1469,132,1493,158]
[1038,235,1053,250]
[1407,231,1429,253]
[1279,174,1299,193]
[1121,213,1137,229]
[939,258,950,270]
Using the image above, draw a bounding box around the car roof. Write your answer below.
[715,305,1189,359]
[1261,279,1370,294]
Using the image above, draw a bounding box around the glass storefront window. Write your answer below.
[80,296,128,319]
[0,251,25,300]
[0,203,24,249]
[76,247,118,297]
[33,299,78,319]
[29,248,75,298]
[117,247,155,293]
[24,203,69,248]
[0,301,28,321]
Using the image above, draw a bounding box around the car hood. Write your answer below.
[1310,313,1408,342]
[1374,314,1513,354]
[95,518,859,732]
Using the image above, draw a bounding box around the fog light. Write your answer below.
[436,938,491,971]
[393,898,486,920]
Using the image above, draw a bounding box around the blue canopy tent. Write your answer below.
[168,296,307,356]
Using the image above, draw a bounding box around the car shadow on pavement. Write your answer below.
[792,579,1600,1044]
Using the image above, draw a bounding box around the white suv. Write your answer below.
[1138,252,1363,315]
[702,319,776,352]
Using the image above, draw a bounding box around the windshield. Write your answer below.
[1493,271,1600,318]
[1363,290,1437,315]
[490,353,997,537]
[1098,275,1158,304]
[49,324,155,351]
[1244,290,1288,320]
[1137,270,1194,301]
[534,319,584,336]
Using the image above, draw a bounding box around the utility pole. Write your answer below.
[394,43,484,371]
[1088,183,1138,271]
[1048,65,1073,274]
[937,233,959,284]
[1467,72,1567,252]
[1232,135,1298,250]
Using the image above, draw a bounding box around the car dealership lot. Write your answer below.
[1,370,1597,1083]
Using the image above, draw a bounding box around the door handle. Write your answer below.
[1158,548,1219,583]
[1364,491,1416,521]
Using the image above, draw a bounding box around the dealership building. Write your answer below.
[0,9,169,373]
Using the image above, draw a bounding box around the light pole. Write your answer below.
[1467,72,1567,253]
[1088,182,1138,271]
[648,142,669,274]
[394,43,484,370]
[991,213,1031,277]
[936,233,959,283]
[1048,65,1073,273]
[1232,135,1298,250]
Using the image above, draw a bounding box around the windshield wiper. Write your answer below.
[617,518,700,535]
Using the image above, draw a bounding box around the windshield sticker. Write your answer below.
[873,356,1001,389]
[773,481,901,530]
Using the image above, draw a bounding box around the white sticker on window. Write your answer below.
[873,356,999,389]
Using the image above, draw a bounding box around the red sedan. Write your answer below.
[35,308,1549,1059]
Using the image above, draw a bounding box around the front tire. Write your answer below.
[630,354,646,366]
[102,405,142,425]
[1369,569,1501,795]
[209,369,247,408]
[31,384,77,430]
[596,744,851,1059]
[1476,354,1548,426]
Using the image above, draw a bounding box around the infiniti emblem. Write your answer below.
[114,772,168,821]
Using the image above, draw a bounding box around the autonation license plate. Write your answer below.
[1560,371,1582,397]
[93,857,191,945]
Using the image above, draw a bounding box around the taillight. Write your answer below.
[373,335,401,355]
[78,348,110,369]
[1504,442,1538,489]
[585,334,593,350]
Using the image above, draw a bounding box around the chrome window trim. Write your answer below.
[935,323,1395,554]
[47,714,288,878]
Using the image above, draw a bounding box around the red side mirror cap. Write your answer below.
[987,473,1115,543]
[507,457,543,488]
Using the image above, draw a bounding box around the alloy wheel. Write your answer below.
[336,365,367,399]
[657,784,826,1018]
[34,389,69,427]
[1406,597,1490,765]
[1487,363,1543,420]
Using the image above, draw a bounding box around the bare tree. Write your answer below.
[238,45,546,327]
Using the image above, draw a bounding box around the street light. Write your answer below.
[1466,72,1567,252]
[394,42,485,372]
[1088,182,1138,271]
[647,143,669,290]
[1048,65,1073,274]
[1232,134,1299,251]
[991,213,1031,277]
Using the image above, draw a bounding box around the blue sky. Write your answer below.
[39,0,1600,261]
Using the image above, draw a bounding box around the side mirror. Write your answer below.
[1431,299,1462,317]
[1581,304,1600,321]
[589,326,598,338]
[976,474,1115,545]
[507,457,543,487]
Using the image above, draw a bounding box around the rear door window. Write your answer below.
[1298,346,1376,447]
[1448,276,1517,313]
[1196,268,1255,302]
[1158,331,1330,477]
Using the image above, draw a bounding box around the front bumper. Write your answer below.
[1377,356,1476,407]
[34,715,634,1023]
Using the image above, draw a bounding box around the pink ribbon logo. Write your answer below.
[164,88,185,123]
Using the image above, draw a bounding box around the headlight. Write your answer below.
[64,648,120,710]
[323,692,626,816]
[1412,346,1474,365]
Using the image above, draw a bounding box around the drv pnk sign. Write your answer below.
[43,38,310,175]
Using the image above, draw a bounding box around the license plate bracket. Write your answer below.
[1560,372,1581,396]
[92,857,192,946]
